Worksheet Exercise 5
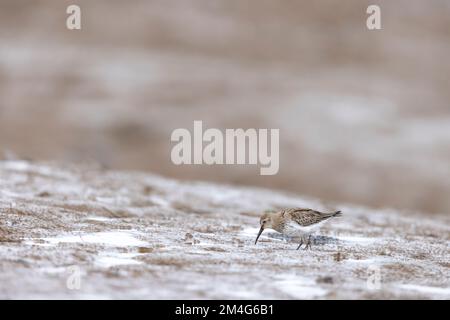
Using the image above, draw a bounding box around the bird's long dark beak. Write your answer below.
[255,226,264,245]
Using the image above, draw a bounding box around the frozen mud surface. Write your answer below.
[0,161,449,299]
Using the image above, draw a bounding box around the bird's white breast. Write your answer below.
[282,220,326,236]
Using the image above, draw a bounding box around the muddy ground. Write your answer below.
[0,160,448,299]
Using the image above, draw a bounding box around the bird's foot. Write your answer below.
[303,235,313,250]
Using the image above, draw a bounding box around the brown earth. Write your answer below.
[0,161,448,299]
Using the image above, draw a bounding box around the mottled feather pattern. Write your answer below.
[256,207,342,250]
[285,208,341,227]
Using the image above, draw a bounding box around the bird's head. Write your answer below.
[255,211,276,244]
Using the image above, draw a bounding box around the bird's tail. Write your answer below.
[332,210,342,217]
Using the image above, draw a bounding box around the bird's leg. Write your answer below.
[297,235,308,250]
[296,238,304,250]
[303,234,313,250]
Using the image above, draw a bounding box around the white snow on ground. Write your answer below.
[39,267,69,274]
[95,252,143,268]
[241,227,284,242]
[397,284,450,298]
[0,161,449,299]
[344,257,394,265]
[274,274,328,299]
[338,235,379,245]
[85,216,114,222]
[26,231,148,247]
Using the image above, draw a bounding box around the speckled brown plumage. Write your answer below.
[282,208,342,226]
[255,208,342,250]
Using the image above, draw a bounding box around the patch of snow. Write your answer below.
[0,190,25,199]
[345,257,393,264]
[27,231,148,247]
[85,216,113,222]
[95,196,130,206]
[149,195,170,207]
[398,284,450,297]
[338,235,378,245]
[241,227,260,237]
[241,227,284,242]
[95,252,143,268]
[39,267,68,274]
[0,160,31,171]
[274,274,328,299]
[0,161,73,179]
[23,240,55,247]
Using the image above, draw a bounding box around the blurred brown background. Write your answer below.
[0,0,449,214]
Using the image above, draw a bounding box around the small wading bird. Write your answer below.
[255,208,342,250]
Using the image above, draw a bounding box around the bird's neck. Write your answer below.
[271,213,285,232]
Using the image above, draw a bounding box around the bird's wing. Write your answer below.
[286,208,335,226]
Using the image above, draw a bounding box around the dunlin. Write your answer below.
[255,208,342,250]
